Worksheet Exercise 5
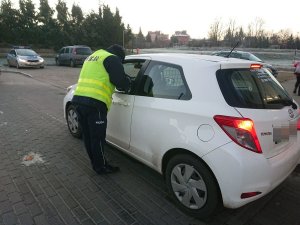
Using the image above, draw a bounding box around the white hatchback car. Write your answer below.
[64,53,300,218]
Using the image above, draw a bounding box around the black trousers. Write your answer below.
[295,75,300,95]
[75,104,107,170]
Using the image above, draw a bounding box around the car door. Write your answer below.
[7,50,16,66]
[129,61,192,168]
[57,48,65,65]
[62,47,70,65]
[106,59,148,150]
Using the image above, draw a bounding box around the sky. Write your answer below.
[10,0,300,39]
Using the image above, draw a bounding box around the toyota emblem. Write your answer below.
[288,108,294,118]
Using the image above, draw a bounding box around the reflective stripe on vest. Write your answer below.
[74,49,116,109]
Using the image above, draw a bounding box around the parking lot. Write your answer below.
[0,65,300,225]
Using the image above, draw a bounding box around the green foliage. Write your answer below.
[0,0,129,50]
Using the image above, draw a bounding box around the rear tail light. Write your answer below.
[250,64,262,69]
[214,115,262,153]
[297,110,300,130]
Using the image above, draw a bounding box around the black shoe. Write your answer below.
[94,164,120,175]
[293,90,296,93]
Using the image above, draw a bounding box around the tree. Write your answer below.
[56,0,71,45]
[37,0,58,48]
[208,18,223,46]
[70,4,84,44]
[100,5,125,47]
[71,4,83,25]
[18,0,37,45]
[286,34,295,49]
[38,0,54,24]
[223,19,237,46]
[135,27,145,48]
[277,29,292,48]
[0,0,21,44]
[80,11,99,47]
[295,37,300,50]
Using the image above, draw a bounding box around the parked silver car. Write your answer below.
[55,45,92,67]
[212,50,278,76]
[7,47,44,69]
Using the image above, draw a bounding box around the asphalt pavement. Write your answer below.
[0,66,299,225]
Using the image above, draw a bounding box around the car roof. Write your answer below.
[12,46,31,49]
[62,45,90,48]
[213,50,253,54]
[126,53,256,69]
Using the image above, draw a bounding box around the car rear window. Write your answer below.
[76,48,92,55]
[217,68,293,109]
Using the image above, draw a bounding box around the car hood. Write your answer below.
[19,55,42,60]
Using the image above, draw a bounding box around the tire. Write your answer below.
[165,154,221,219]
[70,60,76,67]
[66,104,82,138]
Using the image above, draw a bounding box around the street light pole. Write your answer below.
[123,29,126,48]
[123,29,129,49]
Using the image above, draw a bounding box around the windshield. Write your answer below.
[16,49,38,56]
[217,68,293,109]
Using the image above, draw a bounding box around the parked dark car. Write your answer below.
[7,46,44,69]
[55,45,92,67]
[212,50,278,76]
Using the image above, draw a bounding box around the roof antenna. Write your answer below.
[226,41,239,58]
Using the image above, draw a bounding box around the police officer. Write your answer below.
[72,44,131,174]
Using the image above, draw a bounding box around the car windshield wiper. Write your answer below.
[178,92,184,100]
[268,98,297,109]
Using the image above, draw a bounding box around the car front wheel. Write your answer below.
[165,154,221,219]
[66,104,82,138]
[55,59,61,66]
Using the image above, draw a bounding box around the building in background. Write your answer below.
[171,30,191,46]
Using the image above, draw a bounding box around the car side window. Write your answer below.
[59,48,64,54]
[123,61,145,78]
[9,50,15,55]
[65,48,70,54]
[118,59,147,94]
[230,52,241,59]
[137,61,191,100]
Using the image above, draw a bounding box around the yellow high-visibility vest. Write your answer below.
[74,49,116,110]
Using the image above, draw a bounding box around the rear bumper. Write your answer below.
[203,139,300,208]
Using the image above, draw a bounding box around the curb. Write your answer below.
[0,67,33,78]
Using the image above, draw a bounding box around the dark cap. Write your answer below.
[106,44,125,62]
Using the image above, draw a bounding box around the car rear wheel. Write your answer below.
[70,60,76,67]
[165,154,221,218]
[66,104,82,138]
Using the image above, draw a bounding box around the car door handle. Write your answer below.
[112,100,129,106]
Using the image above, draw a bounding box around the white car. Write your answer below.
[64,53,300,218]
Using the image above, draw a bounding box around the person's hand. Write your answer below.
[125,75,135,94]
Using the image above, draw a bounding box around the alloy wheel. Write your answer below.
[171,163,207,209]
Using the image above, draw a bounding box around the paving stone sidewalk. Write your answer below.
[0,71,299,225]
